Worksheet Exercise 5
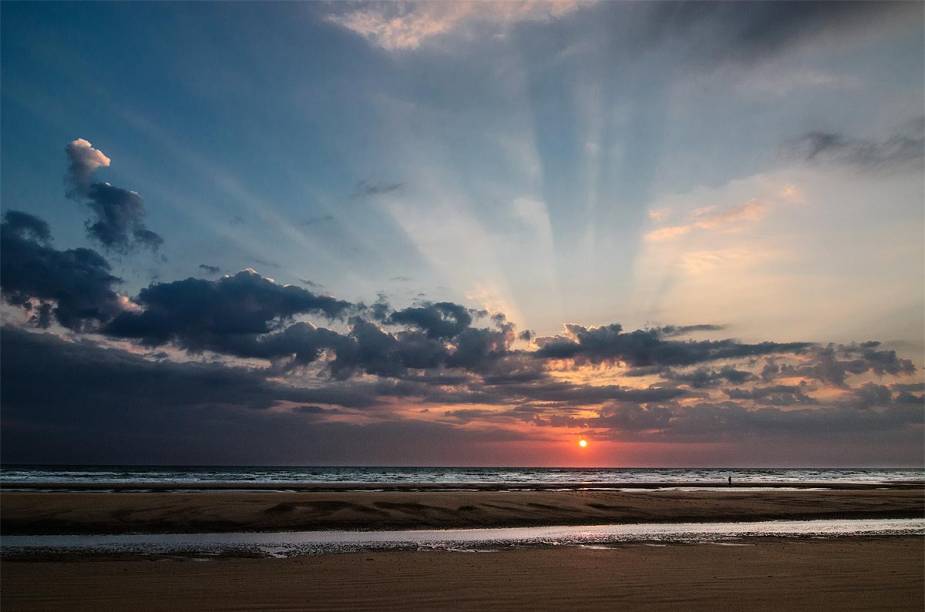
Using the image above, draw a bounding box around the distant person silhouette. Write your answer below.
[728,475,732,486]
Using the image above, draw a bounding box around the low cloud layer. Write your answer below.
[0,200,921,465]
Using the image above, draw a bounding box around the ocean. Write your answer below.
[2,465,922,486]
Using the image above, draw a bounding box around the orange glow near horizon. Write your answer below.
[578,438,589,448]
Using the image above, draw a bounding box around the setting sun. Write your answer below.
[578,439,589,448]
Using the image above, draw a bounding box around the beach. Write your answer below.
[2,483,922,534]
[2,484,923,610]
[4,538,922,611]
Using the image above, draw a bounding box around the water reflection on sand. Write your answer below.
[4,518,923,557]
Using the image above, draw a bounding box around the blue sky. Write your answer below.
[2,2,923,466]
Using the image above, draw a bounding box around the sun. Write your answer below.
[578,438,589,448]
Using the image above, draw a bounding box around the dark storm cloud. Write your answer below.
[65,138,163,253]
[104,269,352,349]
[327,319,512,380]
[387,301,473,339]
[786,118,925,172]
[351,180,404,198]
[647,1,914,65]
[0,211,124,330]
[198,264,221,275]
[535,323,810,367]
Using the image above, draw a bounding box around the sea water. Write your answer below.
[2,465,922,487]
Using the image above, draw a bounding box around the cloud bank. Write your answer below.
[2,206,921,465]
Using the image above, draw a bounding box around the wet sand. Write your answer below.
[2,485,922,534]
[3,537,922,611]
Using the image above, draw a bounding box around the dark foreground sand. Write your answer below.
[3,538,923,611]
[3,486,922,534]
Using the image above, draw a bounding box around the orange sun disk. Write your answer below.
[578,439,589,448]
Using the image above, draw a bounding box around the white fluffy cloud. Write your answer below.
[65,138,111,193]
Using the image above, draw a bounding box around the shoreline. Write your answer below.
[3,486,923,535]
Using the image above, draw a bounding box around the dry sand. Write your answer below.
[3,486,923,534]
[3,537,923,611]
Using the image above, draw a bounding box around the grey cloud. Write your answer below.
[664,366,755,388]
[518,329,535,343]
[198,264,221,275]
[351,180,403,198]
[595,403,674,432]
[725,384,817,406]
[298,214,334,227]
[388,301,473,339]
[655,324,725,337]
[787,118,924,172]
[777,344,916,386]
[104,269,352,350]
[535,323,811,367]
[647,1,915,66]
[595,397,922,443]
[65,138,163,253]
[892,383,925,393]
[1,211,125,330]
[254,258,281,269]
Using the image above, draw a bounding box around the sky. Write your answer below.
[1,1,923,467]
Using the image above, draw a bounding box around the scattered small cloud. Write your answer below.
[785,117,925,172]
[327,0,589,51]
[254,258,281,269]
[351,180,404,199]
[645,199,766,241]
[298,214,334,227]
